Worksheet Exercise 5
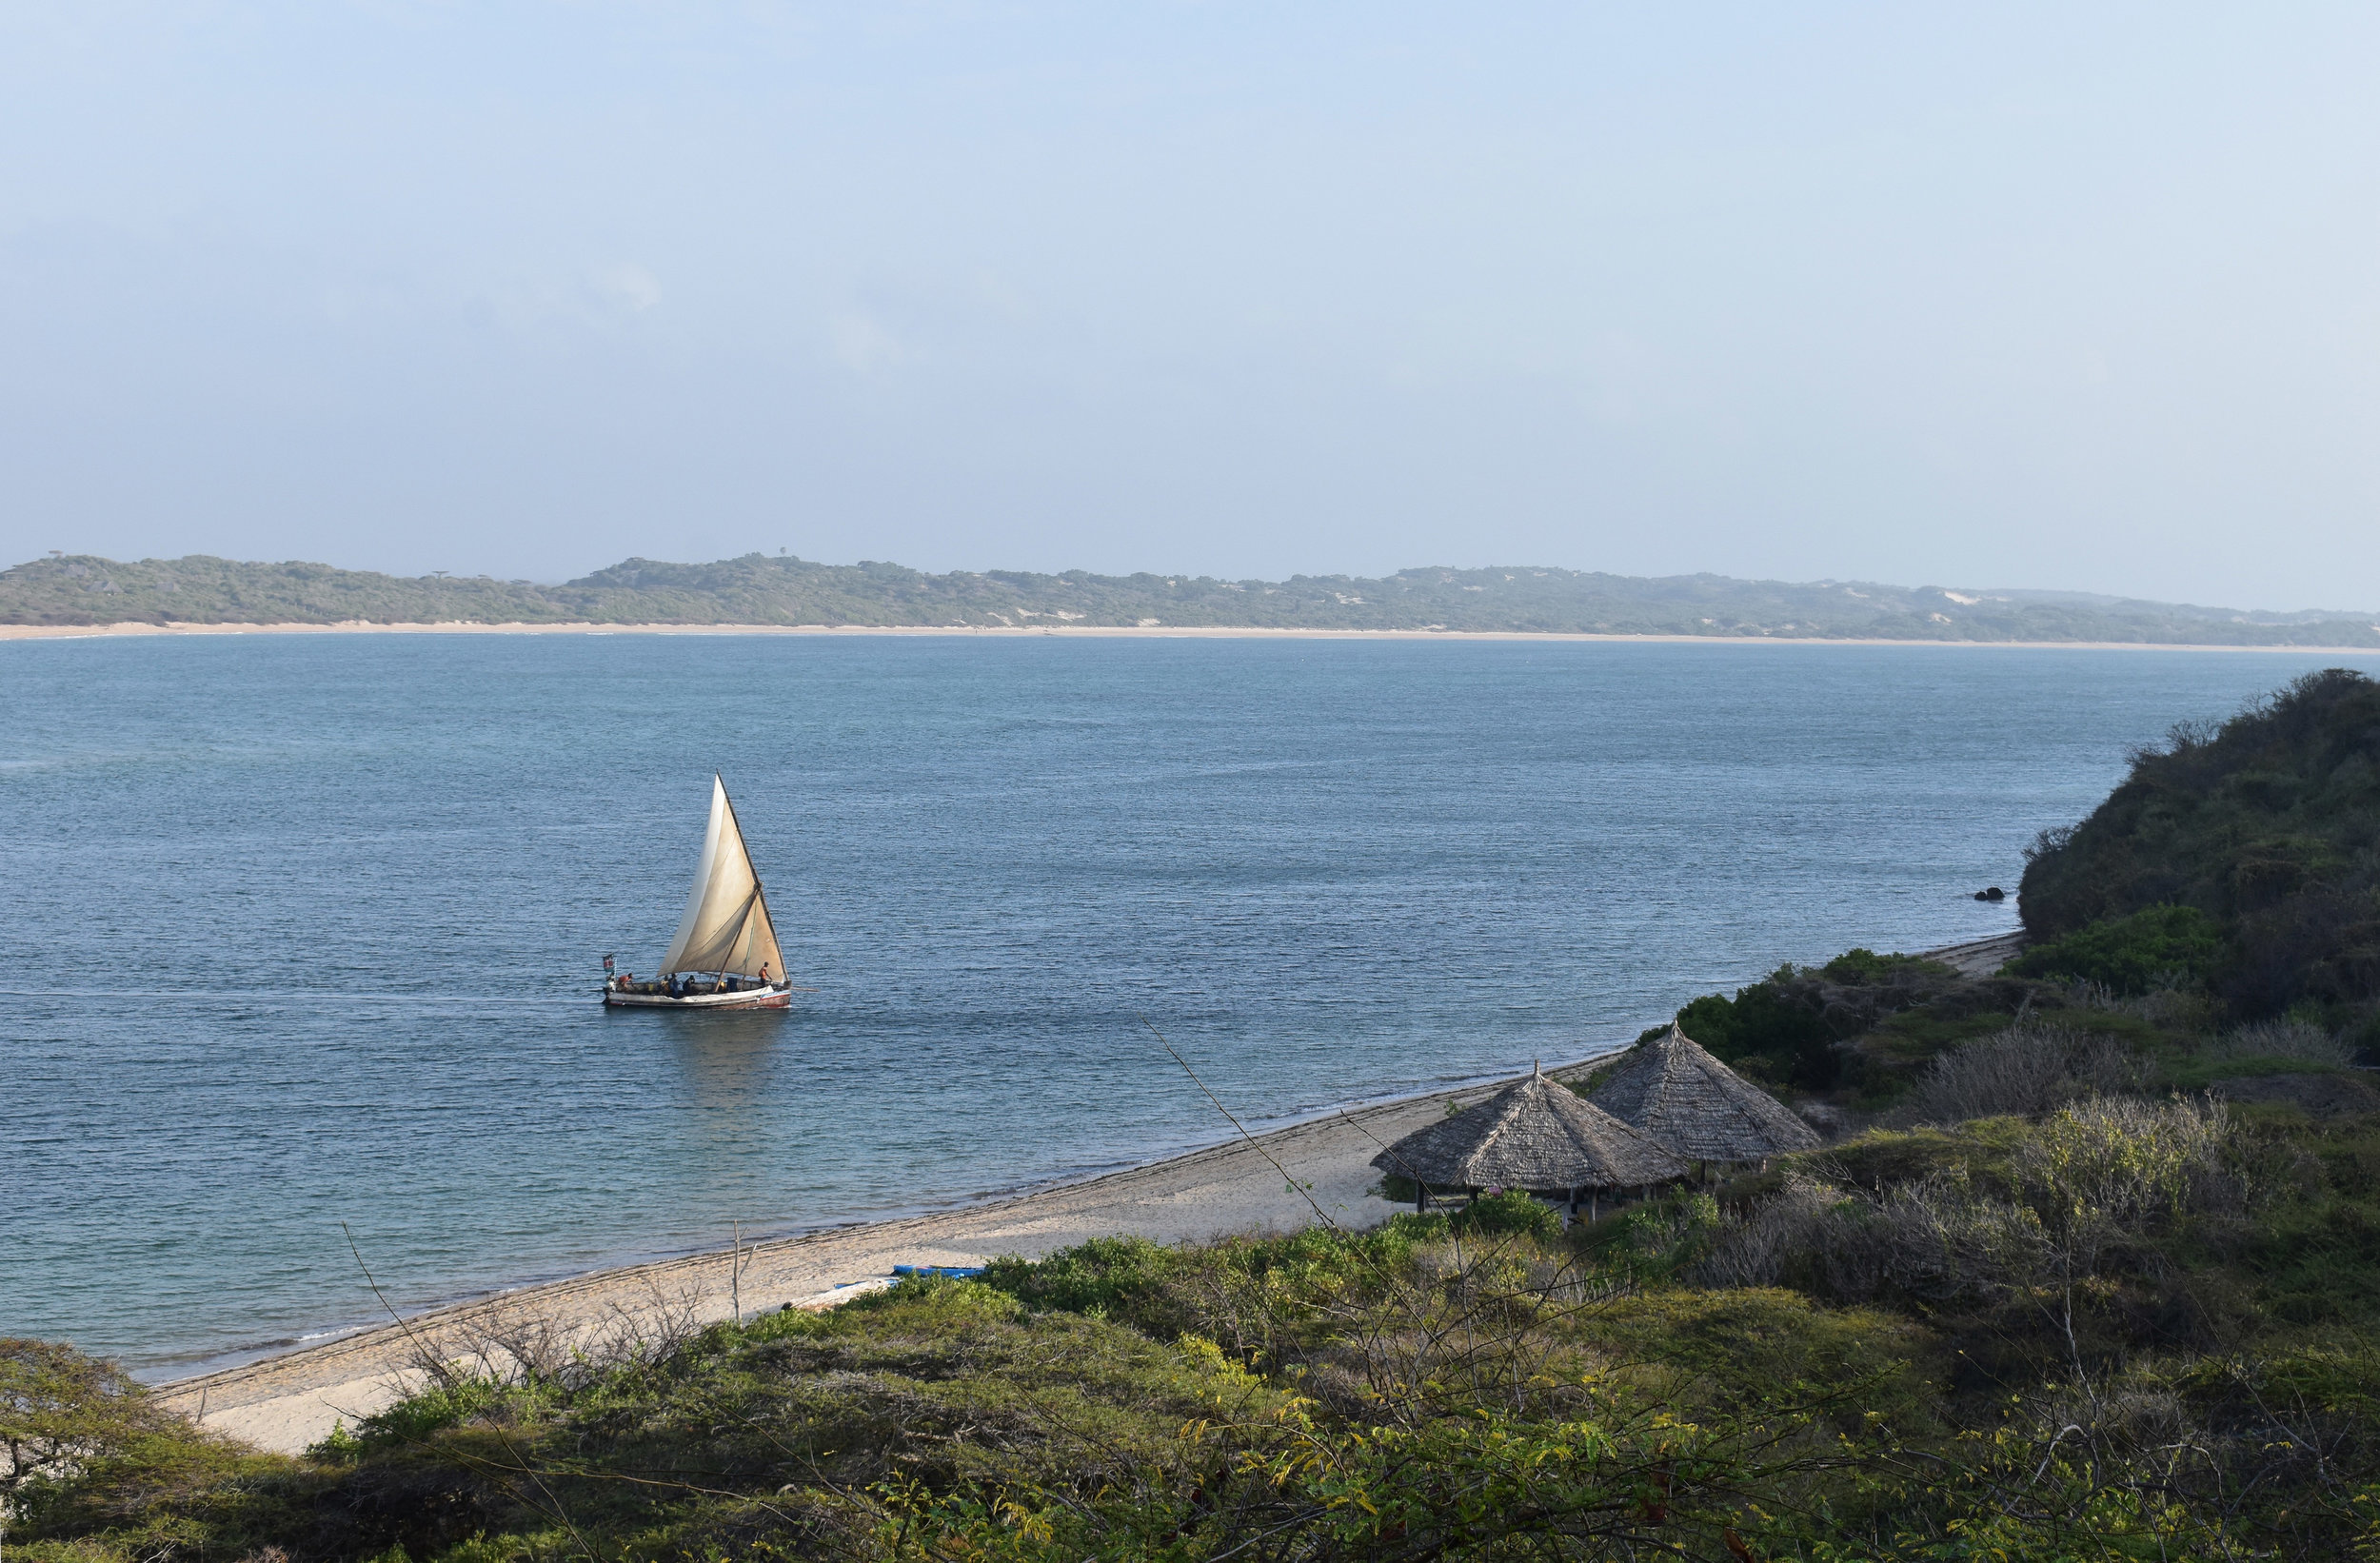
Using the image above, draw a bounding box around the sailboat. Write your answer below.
[603,775,795,1009]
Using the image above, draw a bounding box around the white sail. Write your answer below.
[659,776,787,979]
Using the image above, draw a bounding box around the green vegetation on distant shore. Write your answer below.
[8,549,2378,643]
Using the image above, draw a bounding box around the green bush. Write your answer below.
[1821,947,1950,985]
[347,1375,506,1447]
[978,1235,1173,1318]
[1449,1191,1561,1240]
[2009,903,2224,994]
[1,1338,196,1506]
[1662,979,1841,1088]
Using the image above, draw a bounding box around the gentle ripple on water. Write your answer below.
[2,634,2372,1375]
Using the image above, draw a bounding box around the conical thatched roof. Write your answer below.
[1587,1024,1822,1160]
[1372,1065,1688,1191]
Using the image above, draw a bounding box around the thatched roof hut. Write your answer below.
[1587,1023,1822,1162]
[1372,1064,1687,1200]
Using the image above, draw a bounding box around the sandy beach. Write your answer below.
[155,1077,1520,1454]
[4,620,2373,652]
[151,932,2026,1455]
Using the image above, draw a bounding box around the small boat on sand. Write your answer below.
[603,776,795,1010]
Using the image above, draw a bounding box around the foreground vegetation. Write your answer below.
[9,671,2379,1560]
[16,990,2380,1561]
[9,550,2379,643]
[14,1062,2380,1561]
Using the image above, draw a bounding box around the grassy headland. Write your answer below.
[2016,667,2380,1030]
[9,672,2380,1560]
[8,550,2380,643]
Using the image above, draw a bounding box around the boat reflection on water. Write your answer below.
[656,1006,786,1118]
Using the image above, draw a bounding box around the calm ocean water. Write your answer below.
[4,634,2374,1375]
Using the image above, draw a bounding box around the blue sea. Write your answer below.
[4,634,2373,1375]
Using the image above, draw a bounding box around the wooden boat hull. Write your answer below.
[603,983,794,1010]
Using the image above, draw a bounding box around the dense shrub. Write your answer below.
[1448,1190,1561,1240]
[1704,1098,2255,1339]
[977,1234,1174,1318]
[2216,1015,2354,1065]
[978,1218,1457,1358]
[1890,1020,2143,1125]
[1648,950,1961,1091]
[1821,947,1954,985]
[1664,979,1842,1087]
[1,1338,173,1499]
[2009,903,2225,993]
[2,1339,323,1559]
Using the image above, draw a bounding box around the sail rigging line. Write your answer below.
[716,782,785,981]
[716,778,786,981]
[749,880,784,983]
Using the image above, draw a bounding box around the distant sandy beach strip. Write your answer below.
[153,933,2026,1455]
[6,620,2378,653]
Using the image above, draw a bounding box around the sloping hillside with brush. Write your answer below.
[2017,667,2380,1030]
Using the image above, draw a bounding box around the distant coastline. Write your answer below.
[6,618,2379,654]
[8,550,2377,647]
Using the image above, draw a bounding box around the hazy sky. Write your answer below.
[2,4,2374,607]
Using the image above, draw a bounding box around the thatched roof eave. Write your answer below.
[1587,1024,1822,1161]
[1372,1065,1689,1191]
